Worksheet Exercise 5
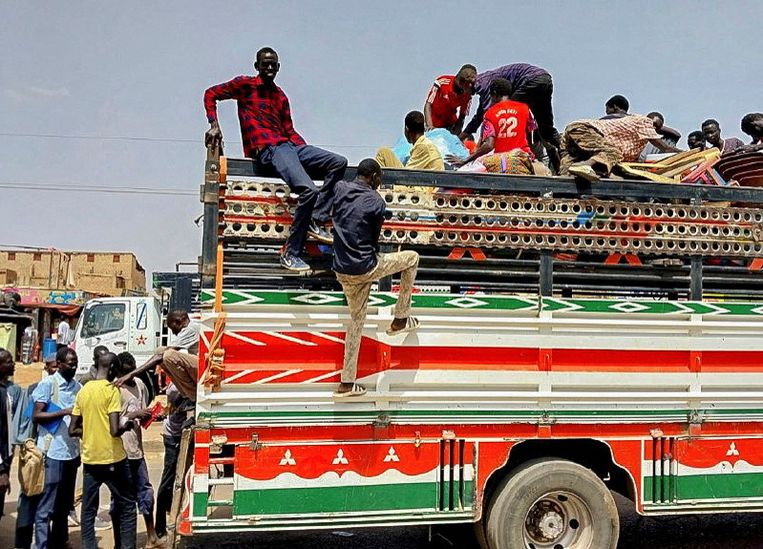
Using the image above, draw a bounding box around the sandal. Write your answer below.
[386,316,420,336]
[333,383,367,398]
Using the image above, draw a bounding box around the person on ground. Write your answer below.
[424,65,477,135]
[204,46,348,272]
[702,119,745,155]
[376,111,444,170]
[447,78,536,168]
[739,113,763,153]
[561,114,681,182]
[69,352,137,549]
[115,310,199,403]
[462,63,561,172]
[154,383,188,539]
[331,159,420,398]
[0,348,20,526]
[112,352,160,549]
[31,347,82,549]
[687,131,707,151]
[56,318,73,346]
[602,95,630,119]
[13,355,57,549]
[639,112,682,160]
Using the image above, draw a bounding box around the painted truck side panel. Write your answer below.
[179,290,763,534]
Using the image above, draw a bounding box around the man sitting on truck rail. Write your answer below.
[114,310,200,403]
[204,46,348,273]
[332,159,421,398]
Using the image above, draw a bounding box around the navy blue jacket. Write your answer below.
[331,179,386,275]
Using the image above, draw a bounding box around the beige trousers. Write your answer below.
[335,251,419,383]
[161,349,198,401]
[375,147,405,169]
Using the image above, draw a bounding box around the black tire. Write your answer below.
[474,518,489,549]
[486,458,619,549]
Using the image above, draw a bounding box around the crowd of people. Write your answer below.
[201,46,762,396]
[0,308,199,548]
[204,47,762,271]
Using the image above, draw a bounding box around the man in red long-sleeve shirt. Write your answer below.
[204,47,347,272]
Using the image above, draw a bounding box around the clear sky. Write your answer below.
[1,1,761,275]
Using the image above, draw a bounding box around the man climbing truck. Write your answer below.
[165,141,763,549]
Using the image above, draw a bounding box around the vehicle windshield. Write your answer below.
[80,302,126,338]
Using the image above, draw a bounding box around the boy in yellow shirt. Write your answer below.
[69,353,137,549]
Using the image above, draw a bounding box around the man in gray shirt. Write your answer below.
[115,310,200,402]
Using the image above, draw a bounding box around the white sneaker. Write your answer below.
[94,515,112,530]
[68,509,80,526]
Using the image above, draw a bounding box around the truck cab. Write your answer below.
[73,296,162,378]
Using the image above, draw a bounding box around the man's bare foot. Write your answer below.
[336,382,354,394]
[334,382,366,397]
[389,318,407,331]
[386,317,420,336]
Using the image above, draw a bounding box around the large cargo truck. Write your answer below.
[171,149,763,549]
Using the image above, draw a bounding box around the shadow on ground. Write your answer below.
[176,493,763,549]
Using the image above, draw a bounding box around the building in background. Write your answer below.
[0,249,147,361]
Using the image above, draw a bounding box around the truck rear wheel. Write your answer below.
[485,458,619,549]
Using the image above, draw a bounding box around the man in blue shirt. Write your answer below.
[332,159,421,398]
[31,347,82,549]
[13,354,58,549]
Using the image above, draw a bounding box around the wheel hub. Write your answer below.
[524,491,593,548]
[538,510,565,539]
[526,499,566,542]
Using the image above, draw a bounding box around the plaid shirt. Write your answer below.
[585,115,661,161]
[204,75,305,158]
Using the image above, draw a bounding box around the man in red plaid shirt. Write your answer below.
[204,47,347,272]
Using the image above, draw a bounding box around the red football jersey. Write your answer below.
[483,100,534,154]
[425,75,472,129]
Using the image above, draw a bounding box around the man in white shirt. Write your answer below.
[57,318,73,345]
[114,310,200,401]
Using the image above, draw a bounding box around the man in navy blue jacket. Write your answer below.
[332,159,420,398]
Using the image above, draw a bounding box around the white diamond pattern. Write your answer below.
[445,297,489,309]
[609,302,651,313]
[292,293,344,305]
